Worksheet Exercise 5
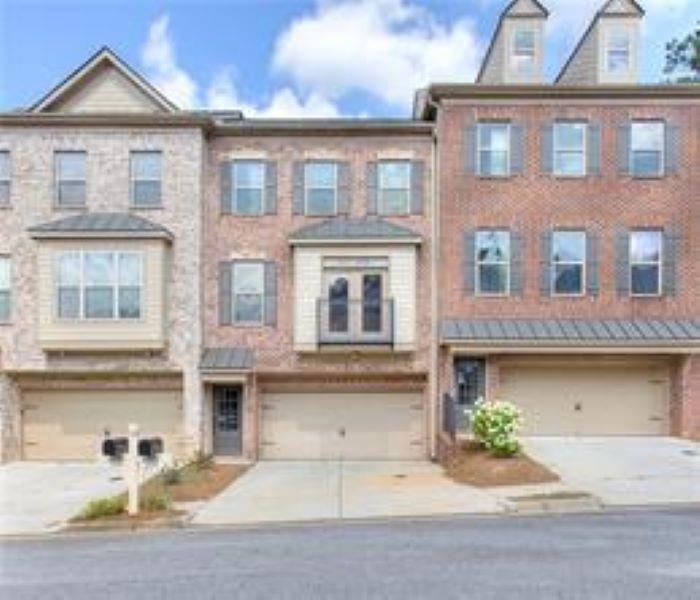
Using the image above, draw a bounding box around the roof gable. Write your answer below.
[504,0,549,17]
[600,0,644,16]
[31,47,177,114]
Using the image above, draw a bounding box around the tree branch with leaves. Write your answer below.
[664,23,700,83]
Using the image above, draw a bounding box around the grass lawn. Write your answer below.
[73,456,248,524]
[445,441,560,488]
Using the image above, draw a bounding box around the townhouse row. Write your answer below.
[0,0,698,463]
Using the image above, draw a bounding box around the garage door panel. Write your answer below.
[499,364,669,436]
[23,390,182,460]
[261,393,424,460]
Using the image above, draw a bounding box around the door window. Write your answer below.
[328,275,349,333]
[362,274,382,333]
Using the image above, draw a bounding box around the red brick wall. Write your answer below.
[671,355,700,438]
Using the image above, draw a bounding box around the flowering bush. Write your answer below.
[472,399,523,458]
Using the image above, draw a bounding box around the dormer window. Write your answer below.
[512,28,536,77]
[606,27,631,74]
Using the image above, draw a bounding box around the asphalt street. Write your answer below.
[2,509,699,599]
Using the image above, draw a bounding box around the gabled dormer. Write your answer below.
[557,0,644,86]
[477,0,549,85]
[30,46,177,114]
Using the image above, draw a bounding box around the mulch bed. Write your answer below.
[445,441,560,488]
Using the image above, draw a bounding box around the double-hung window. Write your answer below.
[233,161,265,215]
[551,231,586,296]
[553,122,587,176]
[232,262,264,324]
[475,230,510,296]
[477,123,510,177]
[606,27,631,74]
[305,162,337,216]
[378,161,411,215]
[630,121,665,177]
[56,251,143,320]
[0,256,10,322]
[131,151,162,207]
[630,230,662,296]
[55,151,86,207]
[0,151,9,205]
[512,28,536,77]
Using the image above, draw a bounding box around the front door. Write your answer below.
[454,358,486,431]
[213,386,242,456]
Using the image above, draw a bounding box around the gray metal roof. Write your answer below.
[289,217,421,244]
[28,212,173,239]
[441,318,700,346]
[200,347,254,371]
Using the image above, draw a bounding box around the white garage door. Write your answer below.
[22,390,183,460]
[499,362,669,436]
[261,392,425,460]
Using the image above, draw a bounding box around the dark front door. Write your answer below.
[454,358,486,431]
[213,386,242,456]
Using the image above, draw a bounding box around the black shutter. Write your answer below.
[541,124,554,174]
[220,161,232,214]
[410,160,425,215]
[617,122,631,175]
[662,230,680,296]
[615,230,630,296]
[337,161,351,215]
[587,123,602,176]
[586,231,600,296]
[540,230,552,296]
[366,161,378,215]
[463,230,475,295]
[219,261,232,325]
[292,161,305,215]
[665,122,681,175]
[510,124,525,175]
[465,125,477,174]
[264,261,278,326]
[264,161,277,215]
[510,232,523,296]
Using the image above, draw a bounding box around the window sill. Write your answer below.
[221,213,267,218]
[476,175,513,180]
[630,175,666,181]
[53,204,87,211]
[130,204,164,211]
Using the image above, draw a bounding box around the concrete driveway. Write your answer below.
[523,437,700,507]
[0,462,125,535]
[193,461,505,525]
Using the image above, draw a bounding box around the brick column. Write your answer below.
[0,375,21,462]
[671,354,700,439]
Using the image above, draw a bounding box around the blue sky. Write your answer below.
[0,0,696,117]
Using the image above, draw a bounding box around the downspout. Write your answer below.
[427,95,441,460]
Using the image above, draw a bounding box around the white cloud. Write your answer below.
[141,14,341,117]
[141,15,198,109]
[272,0,483,111]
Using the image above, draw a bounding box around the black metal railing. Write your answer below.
[317,299,394,345]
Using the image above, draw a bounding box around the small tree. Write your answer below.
[472,400,523,458]
[664,23,700,82]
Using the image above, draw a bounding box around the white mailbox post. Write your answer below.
[126,423,140,517]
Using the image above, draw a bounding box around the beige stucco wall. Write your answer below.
[0,126,204,461]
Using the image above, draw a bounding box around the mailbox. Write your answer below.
[102,436,128,459]
[137,437,164,460]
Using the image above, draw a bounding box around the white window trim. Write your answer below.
[0,255,10,323]
[54,250,145,321]
[231,260,265,326]
[553,122,588,178]
[605,27,632,75]
[551,231,587,297]
[475,230,511,297]
[510,27,536,76]
[629,231,663,298]
[378,160,411,216]
[54,150,87,208]
[232,160,265,216]
[304,162,338,216]
[477,123,511,178]
[0,150,10,206]
[130,150,162,208]
[629,121,666,178]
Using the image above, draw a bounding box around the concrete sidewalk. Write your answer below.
[192,461,506,525]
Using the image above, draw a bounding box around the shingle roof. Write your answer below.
[28,212,173,239]
[289,217,421,244]
[441,319,700,346]
[200,347,254,371]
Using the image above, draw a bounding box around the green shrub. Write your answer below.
[191,451,214,472]
[472,400,523,458]
[77,495,126,520]
[162,467,182,486]
[140,490,171,512]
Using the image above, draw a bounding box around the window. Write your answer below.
[477,123,510,177]
[512,28,536,76]
[607,27,631,73]
[630,121,665,177]
[305,162,337,215]
[233,161,264,215]
[553,122,587,176]
[55,151,86,206]
[0,151,9,205]
[56,251,142,320]
[551,231,586,296]
[233,262,264,324]
[475,230,510,295]
[131,151,162,207]
[378,161,411,215]
[0,256,10,322]
[630,230,662,296]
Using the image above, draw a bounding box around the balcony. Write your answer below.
[317,299,394,346]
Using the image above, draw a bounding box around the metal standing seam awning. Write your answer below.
[441,318,700,353]
[200,347,255,382]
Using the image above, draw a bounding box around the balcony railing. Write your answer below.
[317,299,394,346]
